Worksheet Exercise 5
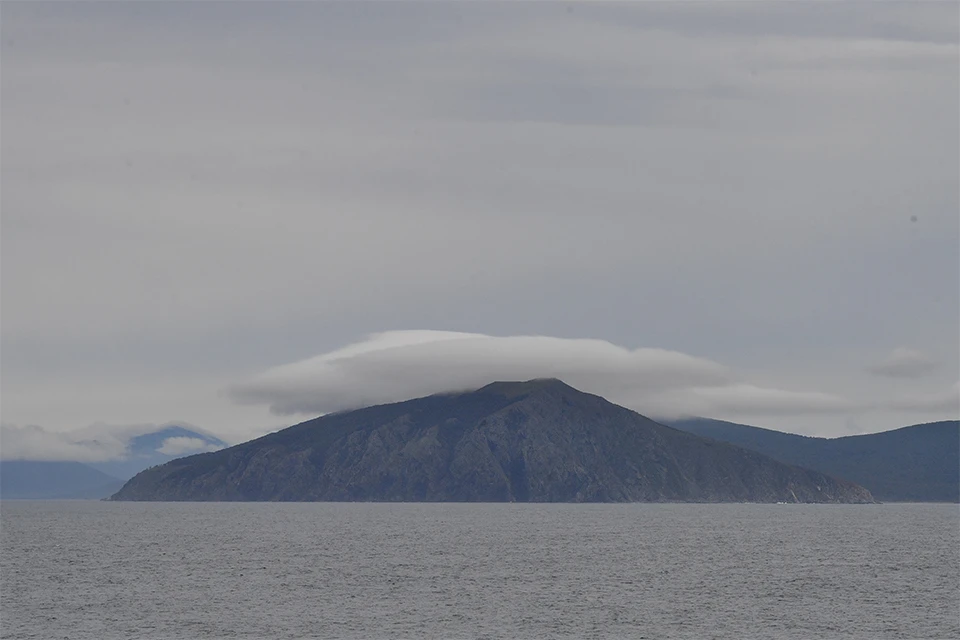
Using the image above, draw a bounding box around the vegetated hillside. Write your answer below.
[112,379,873,504]
[667,418,959,502]
[0,461,124,499]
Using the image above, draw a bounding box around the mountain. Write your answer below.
[666,418,959,502]
[88,425,228,480]
[0,426,227,499]
[0,461,124,500]
[111,379,873,503]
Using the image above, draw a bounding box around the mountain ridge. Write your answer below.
[0,461,124,500]
[89,425,228,480]
[111,379,874,503]
[0,425,228,499]
[666,417,959,502]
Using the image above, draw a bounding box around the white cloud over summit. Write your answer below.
[228,330,857,420]
[156,436,222,456]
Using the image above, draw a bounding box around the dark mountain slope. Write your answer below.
[667,418,959,502]
[112,380,874,503]
[0,461,124,499]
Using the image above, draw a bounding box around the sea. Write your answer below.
[0,501,957,640]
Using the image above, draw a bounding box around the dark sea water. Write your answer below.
[1,501,957,640]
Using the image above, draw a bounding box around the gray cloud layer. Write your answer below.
[2,2,957,441]
[868,347,939,378]
[888,382,960,414]
[0,422,223,462]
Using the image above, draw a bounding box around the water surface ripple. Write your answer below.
[1,501,957,639]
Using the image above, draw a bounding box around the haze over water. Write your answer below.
[2,501,957,639]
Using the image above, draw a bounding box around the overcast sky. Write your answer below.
[2,1,958,458]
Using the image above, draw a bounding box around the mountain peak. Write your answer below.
[477,378,577,398]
